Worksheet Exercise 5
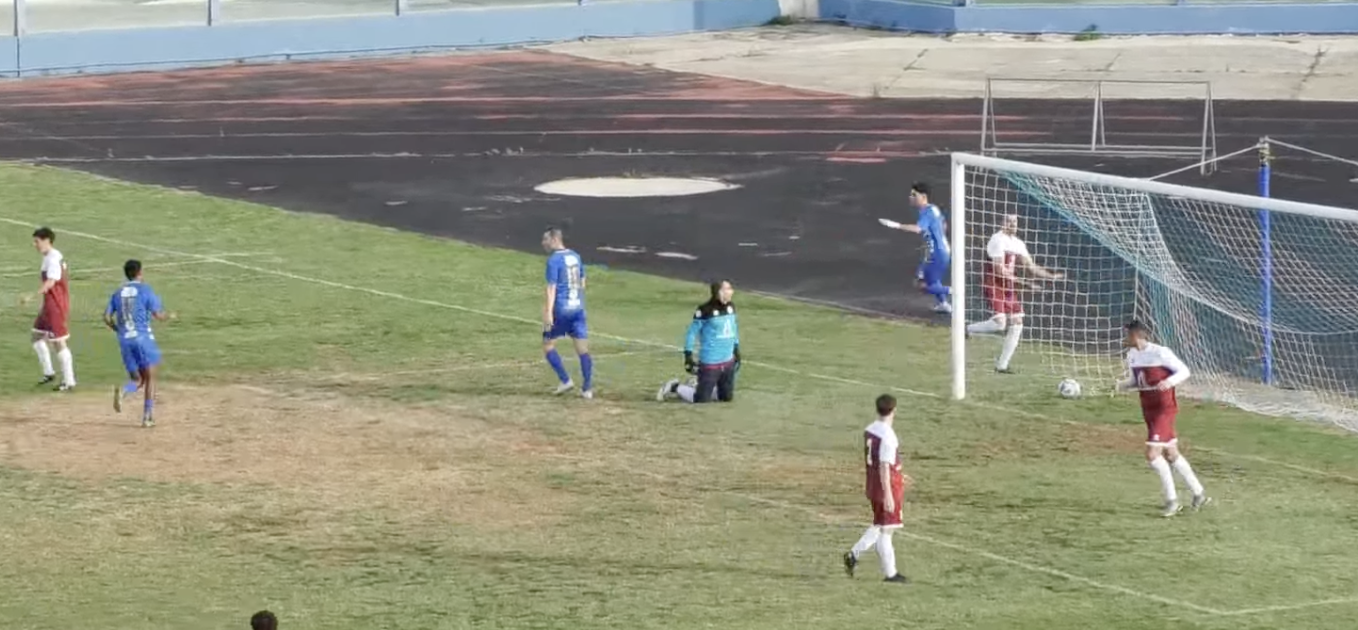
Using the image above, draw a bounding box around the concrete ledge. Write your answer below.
[3,0,781,77]
[820,0,1358,35]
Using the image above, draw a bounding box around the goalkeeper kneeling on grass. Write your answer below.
[657,279,740,403]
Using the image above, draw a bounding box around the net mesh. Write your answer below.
[960,158,1358,432]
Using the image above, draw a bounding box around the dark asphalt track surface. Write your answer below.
[0,50,1354,323]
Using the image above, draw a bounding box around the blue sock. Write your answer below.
[123,380,139,395]
[143,398,154,418]
[579,353,593,391]
[545,349,570,384]
[927,283,950,304]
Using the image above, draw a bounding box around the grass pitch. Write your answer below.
[0,164,1355,630]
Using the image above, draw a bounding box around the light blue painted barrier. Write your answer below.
[820,0,1358,34]
[0,0,780,77]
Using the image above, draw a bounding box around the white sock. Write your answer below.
[850,526,880,557]
[996,323,1023,370]
[56,348,75,386]
[676,384,695,403]
[1149,456,1177,503]
[1172,457,1205,497]
[966,319,1005,334]
[876,529,897,577]
[33,340,54,376]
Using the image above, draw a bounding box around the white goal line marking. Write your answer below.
[2,215,1352,488]
[3,215,1352,618]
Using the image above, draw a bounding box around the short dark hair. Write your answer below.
[875,394,897,417]
[544,226,563,239]
[1125,320,1150,337]
[250,610,277,630]
[910,182,930,198]
[123,259,142,281]
[709,278,732,300]
[32,226,55,243]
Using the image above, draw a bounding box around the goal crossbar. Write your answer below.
[948,152,1358,405]
[980,78,1219,175]
[952,153,1358,223]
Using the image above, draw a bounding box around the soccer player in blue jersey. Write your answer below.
[656,279,740,404]
[103,260,173,428]
[886,182,951,314]
[541,227,594,399]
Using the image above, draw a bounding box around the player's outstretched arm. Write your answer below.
[1022,256,1064,280]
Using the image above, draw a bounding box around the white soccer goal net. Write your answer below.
[948,153,1358,432]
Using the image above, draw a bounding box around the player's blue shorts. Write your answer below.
[545,310,588,340]
[119,336,162,374]
[917,255,950,286]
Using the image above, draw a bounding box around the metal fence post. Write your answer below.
[13,0,26,36]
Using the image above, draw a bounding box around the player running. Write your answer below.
[964,214,1063,374]
[843,394,911,584]
[656,280,741,404]
[30,227,77,391]
[883,182,950,314]
[541,227,594,399]
[104,260,173,428]
[1116,320,1211,517]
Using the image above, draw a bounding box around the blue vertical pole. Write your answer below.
[1259,139,1275,386]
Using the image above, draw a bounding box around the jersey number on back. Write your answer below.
[563,255,582,307]
[119,286,138,335]
[865,438,874,467]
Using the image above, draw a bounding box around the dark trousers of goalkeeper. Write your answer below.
[657,359,739,403]
[694,361,738,403]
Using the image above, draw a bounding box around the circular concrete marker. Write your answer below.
[535,177,738,198]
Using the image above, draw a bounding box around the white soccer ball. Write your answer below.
[1057,378,1082,399]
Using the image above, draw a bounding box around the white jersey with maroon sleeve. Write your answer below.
[1126,343,1189,410]
[34,248,71,340]
[863,419,905,528]
[984,232,1030,288]
[983,232,1030,315]
[1126,343,1191,445]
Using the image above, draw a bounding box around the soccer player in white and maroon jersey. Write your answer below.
[843,394,910,584]
[30,227,76,391]
[965,214,1063,374]
[1116,320,1211,517]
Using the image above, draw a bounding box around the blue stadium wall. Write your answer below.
[1,0,1355,79]
[819,0,1358,35]
[0,0,780,77]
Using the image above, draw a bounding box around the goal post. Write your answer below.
[949,152,1358,431]
[979,78,1219,175]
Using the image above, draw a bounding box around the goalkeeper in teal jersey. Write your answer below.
[656,280,740,403]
